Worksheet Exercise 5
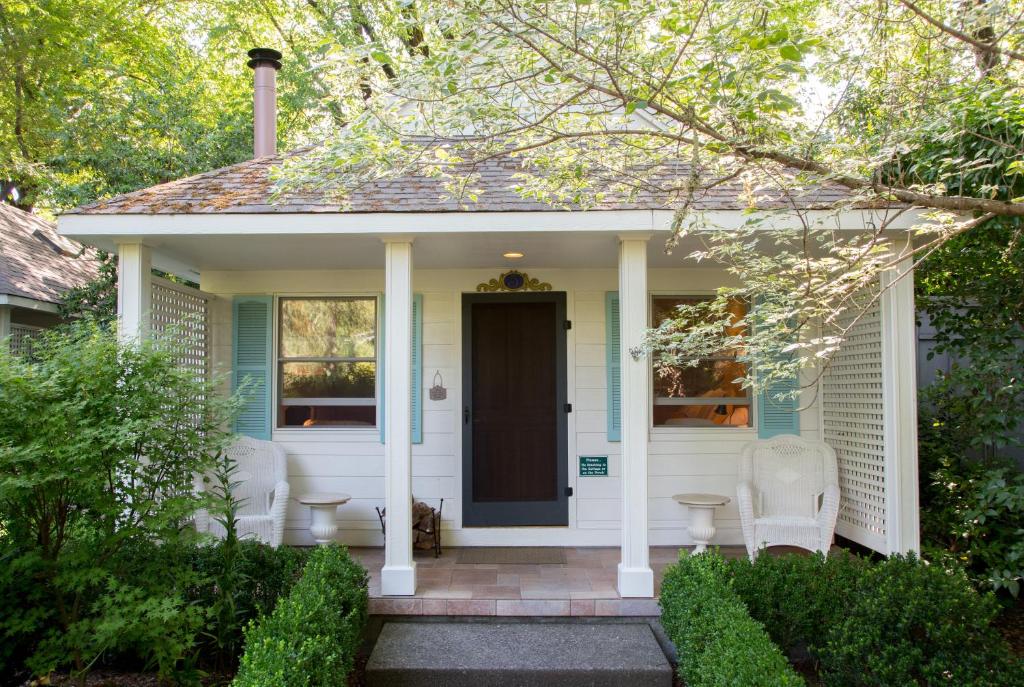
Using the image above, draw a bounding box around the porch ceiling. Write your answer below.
[104,230,710,275]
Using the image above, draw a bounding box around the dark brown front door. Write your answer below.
[462,293,568,526]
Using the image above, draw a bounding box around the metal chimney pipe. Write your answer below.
[247,48,282,158]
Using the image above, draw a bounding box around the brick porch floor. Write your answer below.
[351,545,751,617]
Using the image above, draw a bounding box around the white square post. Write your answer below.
[880,255,921,554]
[117,243,152,342]
[381,238,417,596]
[617,234,654,597]
[0,305,10,344]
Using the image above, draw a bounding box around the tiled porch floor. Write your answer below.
[351,546,750,617]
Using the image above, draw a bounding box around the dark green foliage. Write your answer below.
[658,552,804,687]
[820,555,1022,687]
[727,553,1024,687]
[918,425,1024,596]
[233,545,369,687]
[729,552,867,654]
[0,321,236,679]
[58,250,118,323]
[184,540,310,668]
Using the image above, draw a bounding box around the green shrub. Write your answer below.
[0,321,238,680]
[659,552,804,687]
[729,552,866,656]
[233,545,368,687]
[918,433,1024,597]
[819,554,1023,687]
[727,552,1024,687]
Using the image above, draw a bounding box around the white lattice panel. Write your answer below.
[151,277,210,382]
[822,296,887,552]
[9,324,44,358]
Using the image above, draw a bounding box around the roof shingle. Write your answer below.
[1,204,100,305]
[66,147,855,215]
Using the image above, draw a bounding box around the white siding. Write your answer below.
[203,267,823,547]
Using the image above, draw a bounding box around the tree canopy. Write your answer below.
[275,0,1023,394]
[2,0,1021,396]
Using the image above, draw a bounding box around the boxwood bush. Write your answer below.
[729,553,1024,687]
[659,552,804,687]
[233,544,368,687]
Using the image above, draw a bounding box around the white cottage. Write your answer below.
[59,50,920,599]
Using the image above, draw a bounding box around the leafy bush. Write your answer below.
[727,553,1024,687]
[825,555,1022,686]
[918,423,1024,597]
[233,545,368,687]
[659,552,804,687]
[729,552,867,655]
[0,321,238,679]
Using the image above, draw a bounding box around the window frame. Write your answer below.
[648,292,754,432]
[274,294,381,431]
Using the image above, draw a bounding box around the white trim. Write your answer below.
[59,208,929,238]
[880,258,921,554]
[0,294,61,313]
[0,305,10,342]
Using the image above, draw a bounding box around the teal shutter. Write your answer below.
[605,292,621,442]
[411,293,424,444]
[378,294,385,443]
[232,296,273,440]
[755,305,800,438]
[757,372,800,438]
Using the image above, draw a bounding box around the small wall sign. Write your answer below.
[579,455,608,476]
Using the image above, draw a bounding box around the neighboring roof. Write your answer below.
[0,203,100,305]
[67,146,856,216]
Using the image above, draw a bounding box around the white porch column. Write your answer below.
[117,243,152,342]
[0,305,10,345]
[880,256,921,554]
[617,234,654,598]
[381,238,417,596]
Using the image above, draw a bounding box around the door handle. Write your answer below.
[464,406,470,424]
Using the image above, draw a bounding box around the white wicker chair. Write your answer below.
[737,434,840,560]
[196,436,290,548]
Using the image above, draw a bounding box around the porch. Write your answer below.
[60,211,923,601]
[353,545,819,616]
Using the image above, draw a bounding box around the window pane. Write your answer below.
[280,298,376,359]
[281,361,376,399]
[652,296,751,428]
[280,405,376,428]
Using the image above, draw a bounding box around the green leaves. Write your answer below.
[779,44,802,62]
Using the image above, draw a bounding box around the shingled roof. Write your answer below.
[1,203,100,305]
[66,147,855,215]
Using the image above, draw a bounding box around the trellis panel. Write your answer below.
[151,276,210,383]
[9,324,44,358]
[822,293,888,553]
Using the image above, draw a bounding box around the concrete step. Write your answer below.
[366,620,673,687]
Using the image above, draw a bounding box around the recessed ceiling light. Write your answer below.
[503,251,525,259]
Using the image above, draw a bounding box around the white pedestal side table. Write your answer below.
[297,493,351,546]
[673,493,731,554]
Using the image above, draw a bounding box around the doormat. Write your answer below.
[456,547,567,565]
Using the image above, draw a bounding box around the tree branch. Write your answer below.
[898,0,1024,63]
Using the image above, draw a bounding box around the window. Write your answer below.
[651,296,751,428]
[278,297,377,428]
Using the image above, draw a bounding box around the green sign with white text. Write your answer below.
[579,455,608,476]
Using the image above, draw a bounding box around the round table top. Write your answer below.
[297,493,351,506]
[673,492,731,507]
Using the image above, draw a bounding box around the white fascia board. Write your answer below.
[58,207,929,239]
[0,294,61,313]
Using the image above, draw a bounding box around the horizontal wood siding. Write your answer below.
[204,268,823,546]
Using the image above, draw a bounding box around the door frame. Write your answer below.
[461,291,569,527]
